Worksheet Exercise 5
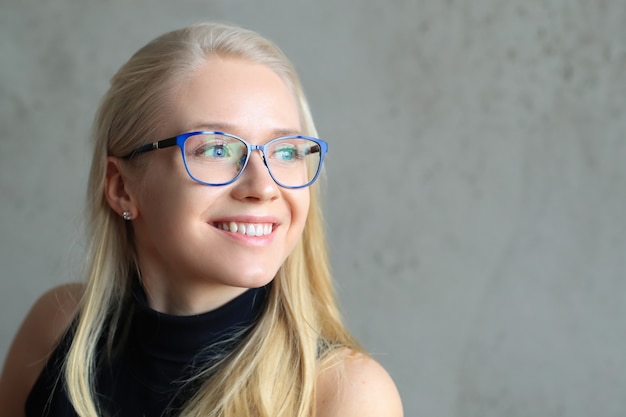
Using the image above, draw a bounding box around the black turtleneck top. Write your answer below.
[25,283,268,417]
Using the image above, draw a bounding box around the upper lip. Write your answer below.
[211,215,281,225]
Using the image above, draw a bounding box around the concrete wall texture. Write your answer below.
[1,1,625,416]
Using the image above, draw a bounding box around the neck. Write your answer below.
[140,276,249,315]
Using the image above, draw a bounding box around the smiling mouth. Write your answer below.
[215,222,274,237]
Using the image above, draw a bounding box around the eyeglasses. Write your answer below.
[123,131,328,189]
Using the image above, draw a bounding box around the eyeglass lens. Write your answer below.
[183,133,322,187]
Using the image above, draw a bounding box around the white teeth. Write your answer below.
[219,222,273,236]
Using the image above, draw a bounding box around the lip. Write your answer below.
[210,215,280,246]
[212,215,281,225]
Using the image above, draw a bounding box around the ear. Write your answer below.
[104,157,138,219]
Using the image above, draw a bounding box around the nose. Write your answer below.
[230,150,280,202]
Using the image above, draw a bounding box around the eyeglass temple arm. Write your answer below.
[122,137,178,159]
[307,144,321,155]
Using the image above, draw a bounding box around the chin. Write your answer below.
[227,268,278,289]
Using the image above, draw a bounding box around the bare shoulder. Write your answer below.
[0,283,84,417]
[316,349,404,417]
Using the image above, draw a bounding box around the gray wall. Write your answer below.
[1,1,625,416]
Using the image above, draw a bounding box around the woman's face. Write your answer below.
[125,58,309,313]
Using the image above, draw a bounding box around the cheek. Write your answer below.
[137,178,221,223]
[289,189,311,233]
[133,158,194,226]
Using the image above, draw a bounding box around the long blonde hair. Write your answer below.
[64,22,359,417]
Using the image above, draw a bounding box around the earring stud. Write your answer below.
[123,211,132,221]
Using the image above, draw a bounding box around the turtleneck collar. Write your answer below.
[127,281,268,393]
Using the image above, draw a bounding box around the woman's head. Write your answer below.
[86,23,325,312]
[68,23,353,417]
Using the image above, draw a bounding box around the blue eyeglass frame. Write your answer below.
[123,131,329,189]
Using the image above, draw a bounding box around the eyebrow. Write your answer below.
[188,122,302,138]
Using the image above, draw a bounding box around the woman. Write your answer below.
[0,22,402,417]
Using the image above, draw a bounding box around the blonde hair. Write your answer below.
[65,22,359,417]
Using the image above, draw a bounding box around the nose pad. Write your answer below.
[231,150,279,201]
[253,149,269,168]
[235,150,266,180]
[246,150,269,172]
[247,150,275,182]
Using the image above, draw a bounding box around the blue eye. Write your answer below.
[278,148,295,161]
[197,143,232,158]
[273,145,298,161]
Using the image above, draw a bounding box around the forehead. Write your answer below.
[168,57,301,139]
